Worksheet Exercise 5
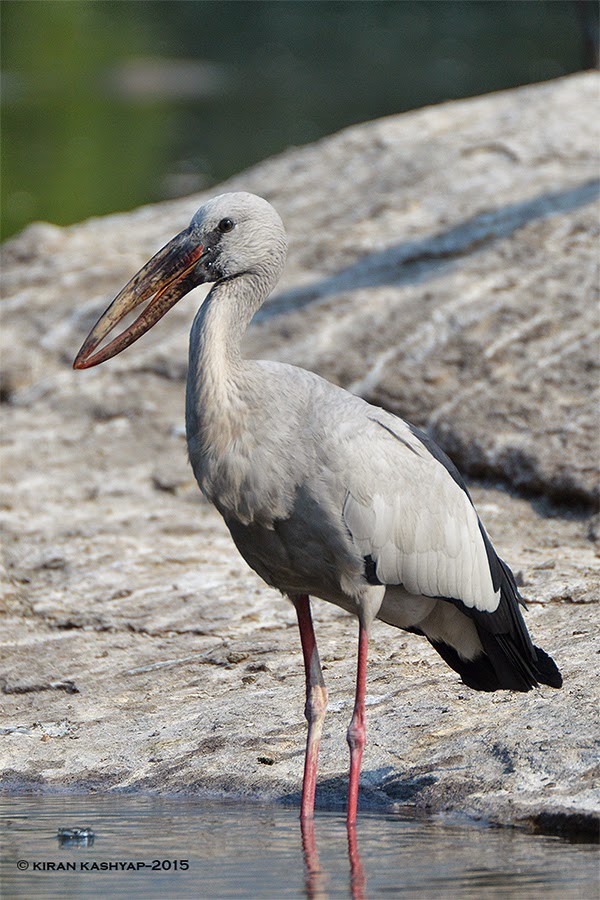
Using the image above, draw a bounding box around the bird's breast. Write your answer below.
[187,422,303,527]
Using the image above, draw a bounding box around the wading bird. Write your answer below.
[74,192,562,824]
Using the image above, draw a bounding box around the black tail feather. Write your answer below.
[476,630,540,692]
[427,630,562,694]
[533,644,563,689]
[464,523,563,692]
[428,638,501,692]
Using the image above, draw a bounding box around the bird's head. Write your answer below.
[73,192,286,370]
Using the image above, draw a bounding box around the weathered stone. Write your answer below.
[1,74,599,837]
[2,74,599,503]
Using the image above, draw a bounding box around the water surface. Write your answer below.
[0,794,597,898]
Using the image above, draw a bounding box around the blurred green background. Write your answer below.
[1,0,597,240]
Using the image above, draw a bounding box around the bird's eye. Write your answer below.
[218,218,235,233]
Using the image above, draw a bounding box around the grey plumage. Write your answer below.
[180,193,560,692]
[74,191,561,823]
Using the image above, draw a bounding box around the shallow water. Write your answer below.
[0,794,597,899]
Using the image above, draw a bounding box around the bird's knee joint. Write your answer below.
[346,720,366,753]
[304,685,328,724]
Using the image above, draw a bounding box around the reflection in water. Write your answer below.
[301,818,367,900]
[346,824,367,900]
[299,807,597,900]
[300,818,327,899]
[1,794,598,899]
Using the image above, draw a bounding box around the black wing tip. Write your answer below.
[429,638,562,693]
[533,645,563,689]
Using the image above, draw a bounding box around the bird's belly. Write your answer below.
[224,512,358,611]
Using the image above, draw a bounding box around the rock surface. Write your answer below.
[1,73,599,839]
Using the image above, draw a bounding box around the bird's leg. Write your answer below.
[346,620,369,826]
[292,594,328,821]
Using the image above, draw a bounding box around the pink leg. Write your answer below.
[293,594,328,821]
[346,621,369,826]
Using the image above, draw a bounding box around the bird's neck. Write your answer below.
[185,270,273,461]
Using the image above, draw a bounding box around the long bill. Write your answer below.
[73,226,207,370]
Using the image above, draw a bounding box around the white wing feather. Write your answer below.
[340,414,500,613]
